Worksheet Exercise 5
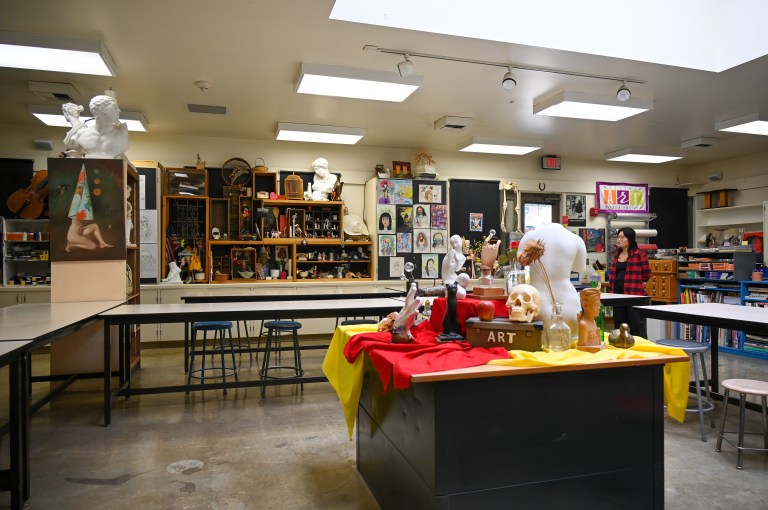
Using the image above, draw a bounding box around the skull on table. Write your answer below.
[506,284,542,323]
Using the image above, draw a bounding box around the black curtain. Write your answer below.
[448,179,501,244]
[649,187,688,249]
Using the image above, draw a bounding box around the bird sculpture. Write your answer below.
[608,323,635,349]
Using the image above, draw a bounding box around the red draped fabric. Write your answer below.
[343,296,511,390]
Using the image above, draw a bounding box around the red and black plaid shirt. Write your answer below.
[609,248,651,296]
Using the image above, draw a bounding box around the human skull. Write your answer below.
[506,284,542,322]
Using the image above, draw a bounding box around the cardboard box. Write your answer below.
[465,317,543,351]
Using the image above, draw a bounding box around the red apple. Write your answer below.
[477,300,495,321]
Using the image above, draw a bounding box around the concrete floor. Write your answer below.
[1,342,767,510]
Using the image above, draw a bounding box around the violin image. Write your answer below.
[7,169,49,219]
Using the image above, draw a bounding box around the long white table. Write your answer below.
[0,300,124,510]
[636,303,768,409]
[98,297,406,425]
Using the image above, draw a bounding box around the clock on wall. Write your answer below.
[541,155,561,170]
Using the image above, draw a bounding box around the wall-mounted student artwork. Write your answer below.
[566,194,586,227]
[48,159,126,262]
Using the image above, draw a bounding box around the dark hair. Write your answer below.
[416,206,426,215]
[617,227,639,251]
[378,212,392,229]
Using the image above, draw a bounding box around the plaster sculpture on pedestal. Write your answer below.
[517,223,587,338]
[162,261,182,283]
[304,157,338,201]
[441,234,467,287]
[62,95,129,158]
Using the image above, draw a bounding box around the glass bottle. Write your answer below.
[505,260,524,294]
[547,302,572,352]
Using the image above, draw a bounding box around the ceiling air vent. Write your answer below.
[681,137,720,149]
[434,115,473,130]
[187,103,227,115]
[28,81,79,102]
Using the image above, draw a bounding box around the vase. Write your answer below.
[504,261,524,294]
[546,302,571,352]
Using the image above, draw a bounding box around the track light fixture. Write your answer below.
[501,67,517,90]
[397,54,414,78]
[616,82,631,102]
[364,45,644,86]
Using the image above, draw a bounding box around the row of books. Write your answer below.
[678,323,741,348]
[678,288,741,304]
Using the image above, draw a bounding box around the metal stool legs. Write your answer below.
[259,321,304,396]
[716,379,768,469]
[187,322,238,395]
[691,350,716,441]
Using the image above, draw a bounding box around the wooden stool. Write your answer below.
[715,379,768,469]
[187,321,238,394]
[655,338,716,441]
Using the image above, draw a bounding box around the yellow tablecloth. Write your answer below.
[323,326,691,439]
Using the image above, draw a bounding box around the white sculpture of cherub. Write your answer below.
[304,157,338,201]
[62,94,129,158]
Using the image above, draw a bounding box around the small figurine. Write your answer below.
[577,288,606,352]
[609,323,635,349]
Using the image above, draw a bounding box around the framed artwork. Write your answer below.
[397,232,412,253]
[396,205,413,230]
[377,179,393,204]
[379,234,395,257]
[48,159,127,262]
[431,229,447,252]
[422,254,439,278]
[418,184,441,203]
[394,180,413,204]
[413,229,430,253]
[565,194,586,227]
[413,204,430,228]
[140,245,158,280]
[392,161,412,179]
[431,204,448,229]
[389,257,405,278]
[469,212,483,232]
[139,209,158,243]
[377,204,395,233]
[579,228,606,253]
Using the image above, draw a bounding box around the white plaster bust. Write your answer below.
[63,94,129,158]
[304,157,337,201]
[441,234,467,285]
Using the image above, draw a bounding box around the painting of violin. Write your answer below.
[7,169,49,219]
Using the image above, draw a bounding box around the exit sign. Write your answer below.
[541,155,561,170]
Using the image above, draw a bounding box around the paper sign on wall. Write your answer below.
[595,182,648,213]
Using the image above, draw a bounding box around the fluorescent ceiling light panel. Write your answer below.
[30,105,148,132]
[605,148,683,164]
[458,137,543,155]
[296,62,422,102]
[534,91,653,121]
[275,122,365,144]
[0,31,116,76]
[715,112,768,136]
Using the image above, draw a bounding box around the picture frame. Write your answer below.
[565,194,586,227]
[274,245,290,263]
[392,161,412,179]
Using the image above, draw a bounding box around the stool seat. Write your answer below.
[716,378,768,469]
[655,338,710,354]
[654,338,715,441]
[722,379,768,396]
[193,320,233,330]
[263,320,301,330]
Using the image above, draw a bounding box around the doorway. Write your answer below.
[521,193,561,232]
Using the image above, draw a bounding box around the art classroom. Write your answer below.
[1,2,768,509]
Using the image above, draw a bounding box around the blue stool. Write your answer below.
[655,338,716,441]
[187,321,238,394]
[260,320,304,395]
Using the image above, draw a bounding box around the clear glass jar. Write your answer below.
[546,302,572,352]
[504,261,525,294]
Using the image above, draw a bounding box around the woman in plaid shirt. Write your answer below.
[609,227,652,337]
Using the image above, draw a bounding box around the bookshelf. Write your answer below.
[739,280,768,359]
[676,249,757,355]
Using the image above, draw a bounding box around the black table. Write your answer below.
[358,353,686,509]
[180,286,404,303]
[98,298,406,425]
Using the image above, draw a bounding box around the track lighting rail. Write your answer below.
[363,45,645,85]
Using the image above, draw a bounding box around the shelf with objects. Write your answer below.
[363,177,448,281]
[162,195,209,283]
[1,217,50,287]
[676,249,757,353]
[693,195,766,252]
[738,279,768,359]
